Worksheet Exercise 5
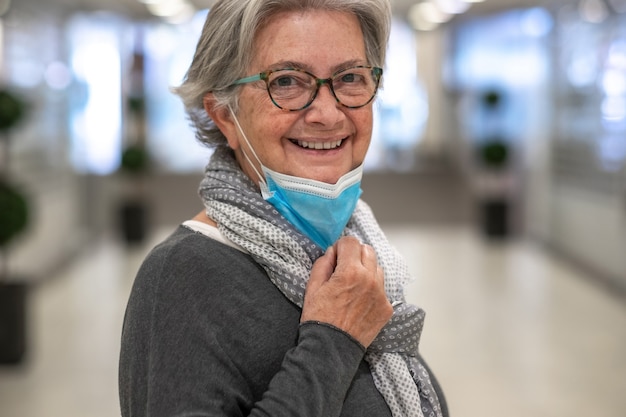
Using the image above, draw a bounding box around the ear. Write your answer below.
[203,93,241,150]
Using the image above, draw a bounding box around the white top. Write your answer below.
[182,220,247,253]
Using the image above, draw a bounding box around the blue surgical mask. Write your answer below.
[229,107,362,249]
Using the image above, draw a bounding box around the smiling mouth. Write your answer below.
[292,139,344,150]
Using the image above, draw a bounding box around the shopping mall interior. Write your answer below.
[0,0,625,416]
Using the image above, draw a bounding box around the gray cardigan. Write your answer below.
[119,225,447,417]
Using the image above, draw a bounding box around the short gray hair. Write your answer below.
[172,0,392,148]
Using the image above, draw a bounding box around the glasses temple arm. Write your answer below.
[231,74,263,86]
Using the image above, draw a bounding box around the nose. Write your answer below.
[303,83,345,126]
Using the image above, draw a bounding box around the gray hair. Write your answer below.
[172,0,392,148]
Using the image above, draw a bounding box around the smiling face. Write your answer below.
[208,9,375,185]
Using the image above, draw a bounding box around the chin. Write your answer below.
[310,169,351,184]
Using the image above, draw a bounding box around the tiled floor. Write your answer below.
[1,225,625,417]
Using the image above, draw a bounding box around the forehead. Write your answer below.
[250,9,367,74]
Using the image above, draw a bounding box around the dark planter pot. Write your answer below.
[0,282,27,364]
[480,199,509,239]
[119,200,148,244]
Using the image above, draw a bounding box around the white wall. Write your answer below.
[549,184,626,287]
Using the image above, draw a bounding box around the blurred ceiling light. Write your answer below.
[146,0,181,16]
[408,3,440,31]
[146,0,194,19]
[602,68,626,96]
[411,1,452,25]
[162,7,196,24]
[464,0,485,4]
[434,0,471,14]
[578,0,609,22]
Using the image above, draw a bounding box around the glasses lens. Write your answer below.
[265,67,381,110]
[267,69,315,110]
[332,67,380,108]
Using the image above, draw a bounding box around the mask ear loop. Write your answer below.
[228,106,272,197]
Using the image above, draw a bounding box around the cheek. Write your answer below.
[350,110,374,166]
[242,86,275,114]
[238,96,293,155]
[237,94,269,136]
[355,111,374,145]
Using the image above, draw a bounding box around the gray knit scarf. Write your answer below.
[199,146,443,417]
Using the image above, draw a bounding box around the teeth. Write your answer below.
[296,139,343,150]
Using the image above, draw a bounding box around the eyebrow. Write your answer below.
[266,59,369,75]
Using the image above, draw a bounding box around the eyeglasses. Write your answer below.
[230,66,383,111]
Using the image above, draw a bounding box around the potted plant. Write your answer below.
[0,88,30,364]
[117,88,151,244]
[476,89,512,239]
[118,140,150,244]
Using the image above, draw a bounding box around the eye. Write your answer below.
[269,70,311,90]
[334,69,369,87]
[274,75,297,87]
[340,73,360,83]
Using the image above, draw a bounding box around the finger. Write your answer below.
[360,244,378,269]
[306,245,337,293]
[331,239,362,276]
[334,236,363,264]
[376,265,385,284]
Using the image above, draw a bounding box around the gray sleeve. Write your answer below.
[249,322,366,417]
[119,230,369,417]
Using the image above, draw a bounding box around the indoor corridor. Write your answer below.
[0,224,624,417]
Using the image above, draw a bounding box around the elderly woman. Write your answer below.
[119,0,448,416]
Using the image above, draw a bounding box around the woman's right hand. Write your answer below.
[301,236,393,348]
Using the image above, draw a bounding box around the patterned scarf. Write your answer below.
[198,146,443,417]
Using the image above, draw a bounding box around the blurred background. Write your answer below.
[0,0,624,416]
